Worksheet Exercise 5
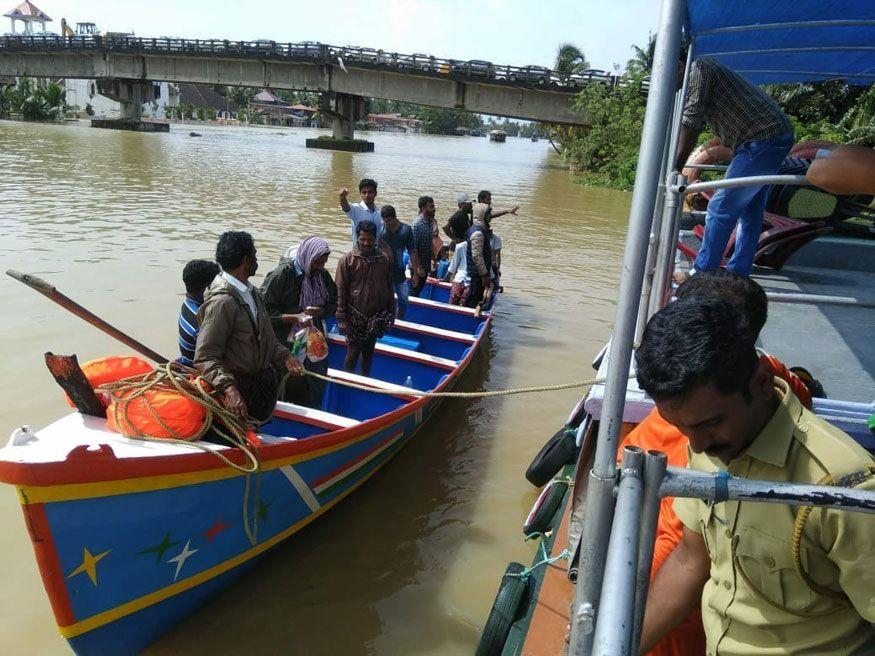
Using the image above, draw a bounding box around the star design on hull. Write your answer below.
[256,498,274,523]
[138,531,180,564]
[67,547,111,586]
[203,517,230,542]
[167,540,199,582]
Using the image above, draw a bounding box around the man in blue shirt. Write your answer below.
[339,178,383,245]
[380,204,424,319]
[178,259,220,366]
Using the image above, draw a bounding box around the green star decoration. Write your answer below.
[256,499,274,523]
[138,532,180,564]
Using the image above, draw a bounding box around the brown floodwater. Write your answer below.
[0,119,630,654]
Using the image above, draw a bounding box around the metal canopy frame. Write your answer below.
[567,0,875,653]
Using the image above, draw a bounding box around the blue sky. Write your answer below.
[30,0,661,71]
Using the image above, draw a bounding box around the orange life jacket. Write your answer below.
[65,356,154,408]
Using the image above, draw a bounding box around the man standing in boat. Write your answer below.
[674,52,793,278]
[339,178,382,246]
[477,190,520,220]
[636,299,875,655]
[380,204,424,320]
[195,231,304,425]
[335,220,395,376]
[411,195,440,297]
[465,202,493,308]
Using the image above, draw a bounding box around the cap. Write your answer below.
[457,193,471,205]
[472,202,490,221]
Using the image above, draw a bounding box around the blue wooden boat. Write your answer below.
[0,278,493,655]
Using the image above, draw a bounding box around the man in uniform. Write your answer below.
[636,299,875,655]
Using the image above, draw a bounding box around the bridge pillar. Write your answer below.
[306,92,373,152]
[91,79,169,132]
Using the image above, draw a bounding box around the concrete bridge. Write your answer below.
[0,35,600,139]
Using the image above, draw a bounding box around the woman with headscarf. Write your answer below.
[261,236,337,408]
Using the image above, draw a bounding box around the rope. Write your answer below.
[508,531,571,583]
[99,363,264,545]
[98,362,259,473]
[303,370,623,398]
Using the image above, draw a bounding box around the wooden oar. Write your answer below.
[7,270,169,364]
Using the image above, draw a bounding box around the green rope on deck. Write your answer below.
[508,532,571,583]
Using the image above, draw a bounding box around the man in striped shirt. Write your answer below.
[675,54,793,277]
[178,259,220,366]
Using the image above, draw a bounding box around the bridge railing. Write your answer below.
[0,34,634,92]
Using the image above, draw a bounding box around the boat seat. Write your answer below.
[379,334,421,352]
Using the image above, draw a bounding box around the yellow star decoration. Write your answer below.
[66,547,111,586]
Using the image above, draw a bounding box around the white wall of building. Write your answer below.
[63,79,178,119]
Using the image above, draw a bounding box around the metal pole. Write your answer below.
[660,466,875,514]
[631,450,668,653]
[592,447,645,656]
[568,1,686,652]
[677,174,808,195]
[634,134,673,344]
[649,172,687,317]
[637,43,694,332]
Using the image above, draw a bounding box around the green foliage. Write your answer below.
[2,78,70,121]
[768,81,875,147]
[227,86,256,110]
[484,117,523,137]
[562,71,649,190]
[626,33,656,75]
[179,103,195,120]
[195,106,210,121]
[417,106,482,135]
[554,43,589,81]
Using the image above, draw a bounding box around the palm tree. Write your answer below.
[554,43,589,81]
[627,33,656,74]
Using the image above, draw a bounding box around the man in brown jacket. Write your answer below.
[335,219,395,375]
[195,231,303,425]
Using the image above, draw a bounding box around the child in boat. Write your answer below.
[335,220,395,376]
[435,245,451,280]
[446,236,471,306]
[178,259,219,367]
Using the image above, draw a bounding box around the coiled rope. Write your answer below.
[99,363,264,544]
[98,362,260,473]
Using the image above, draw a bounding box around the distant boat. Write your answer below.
[530,134,539,142]
[489,129,507,142]
[469,129,483,137]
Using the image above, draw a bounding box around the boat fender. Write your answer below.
[525,427,578,487]
[64,356,154,409]
[475,562,529,656]
[523,479,569,536]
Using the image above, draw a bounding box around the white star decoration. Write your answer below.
[167,540,199,581]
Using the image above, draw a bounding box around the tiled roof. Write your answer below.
[4,1,52,21]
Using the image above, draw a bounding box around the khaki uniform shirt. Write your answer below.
[674,379,875,655]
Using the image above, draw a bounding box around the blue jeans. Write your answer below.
[393,279,409,315]
[695,132,793,275]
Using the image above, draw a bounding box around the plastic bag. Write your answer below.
[306,327,329,362]
[290,326,329,363]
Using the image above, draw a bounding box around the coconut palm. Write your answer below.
[554,43,590,81]
[627,34,656,74]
